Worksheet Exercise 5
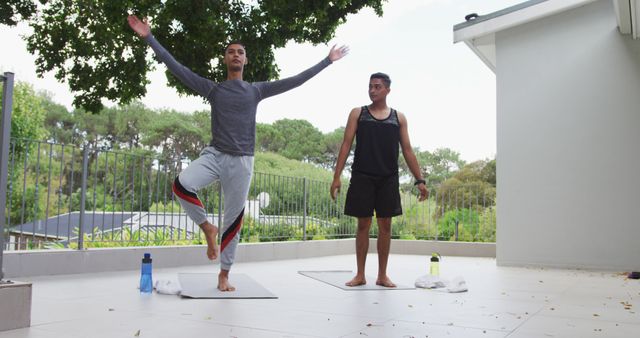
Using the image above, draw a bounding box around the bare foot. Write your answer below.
[345,275,367,287]
[376,276,396,288]
[218,274,236,292]
[200,222,218,260]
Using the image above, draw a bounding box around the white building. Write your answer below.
[454,0,640,270]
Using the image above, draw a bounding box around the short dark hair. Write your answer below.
[370,72,391,88]
[225,40,245,52]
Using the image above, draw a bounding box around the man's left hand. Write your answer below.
[417,183,429,202]
[328,45,350,62]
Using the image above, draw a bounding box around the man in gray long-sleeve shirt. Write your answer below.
[128,15,348,291]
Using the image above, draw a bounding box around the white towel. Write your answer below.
[444,276,468,293]
[415,274,446,289]
[415,275,468,293]
[154,279,182,295]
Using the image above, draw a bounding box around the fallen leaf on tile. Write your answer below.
[134,330,140,337]
[108,308,115,311]
[593,314,599,317]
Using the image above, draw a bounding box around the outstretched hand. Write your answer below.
[127,15,151,38]
[328,45,350,62]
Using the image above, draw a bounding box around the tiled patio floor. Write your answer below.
[1,254,638,337]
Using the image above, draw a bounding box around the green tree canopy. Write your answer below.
[320,127,347,171]
[1,0,36,26]
[0,82,48,159]
[398,147,466,190]
[435,159,496,216]
[19,0,385,112]
[41,93,77,145]
[142,109,209,160]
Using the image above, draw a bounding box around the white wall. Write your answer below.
[496,0,640,270]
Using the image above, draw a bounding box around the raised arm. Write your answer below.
[127,15,216,98]
[398,112,429,201]
[331,107,360,200]
[256,45,349,100]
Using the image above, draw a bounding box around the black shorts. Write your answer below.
[344,172,402,218]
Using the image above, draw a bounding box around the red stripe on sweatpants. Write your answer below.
[172,182,204,208]
[221,216,243,252]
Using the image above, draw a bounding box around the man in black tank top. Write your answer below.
[331,73,428,288]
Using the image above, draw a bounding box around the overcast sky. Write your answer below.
[0,0,518,162]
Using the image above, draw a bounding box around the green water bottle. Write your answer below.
[430,253,441,276]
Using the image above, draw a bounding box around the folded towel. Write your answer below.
[415,274,446,289]
[154,279,182,295]
[444,276,468,293]
[415,274,468,293]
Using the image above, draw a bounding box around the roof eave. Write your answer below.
[453,0,598,73]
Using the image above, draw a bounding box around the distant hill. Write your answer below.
[254,152,334,182]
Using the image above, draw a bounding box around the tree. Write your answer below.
[435,159,496,217]
[22,0,386,112]
[398,147,465,190]
[271,119,324,162]
[41,93,77,145]
[0,0,36,26]
[74,108,109,150]
[142,109,208,161]
[256,123,282,153]
[112,102,152,149]
[0,82,48,161]
[319,127,347,171]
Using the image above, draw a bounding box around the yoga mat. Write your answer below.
[178,273,277,299]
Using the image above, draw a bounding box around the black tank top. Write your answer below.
[351,105,400,177]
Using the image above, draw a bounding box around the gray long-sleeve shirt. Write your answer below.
[144,34,332,156]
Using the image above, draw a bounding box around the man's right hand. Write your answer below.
[330,178,341,201]
[127,15,151,38]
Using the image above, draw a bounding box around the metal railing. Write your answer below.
[2,136,496,251]
[1,72,15,279]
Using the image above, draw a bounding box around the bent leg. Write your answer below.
[172,148,220,260]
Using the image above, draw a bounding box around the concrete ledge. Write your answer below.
[0,281,32,331]
[390,240,496,257]
[3,239,495,278]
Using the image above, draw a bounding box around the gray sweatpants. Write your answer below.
[172,146,253,270]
